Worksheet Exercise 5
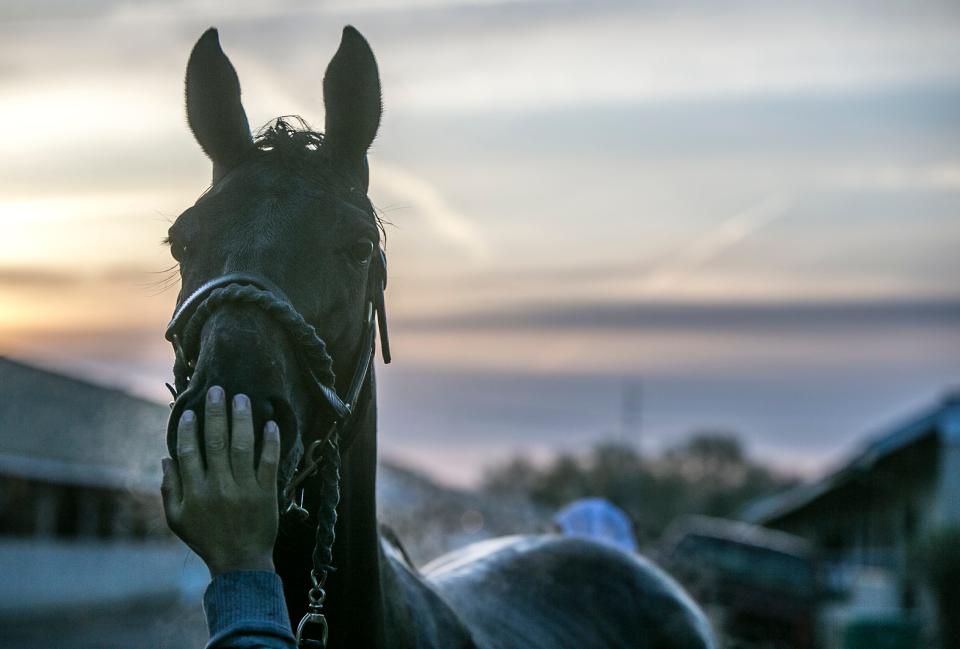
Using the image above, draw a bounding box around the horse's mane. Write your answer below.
[248,116,386,236]
[253,115,326,160]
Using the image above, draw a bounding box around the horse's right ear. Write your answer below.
[185,28,252,183]
[323,26,382,190]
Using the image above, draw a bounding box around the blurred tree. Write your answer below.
[531,454,592,508]
[665,431,746,481]
[481,431,795,542]
[483,456,540,496]
[586,441,644,507]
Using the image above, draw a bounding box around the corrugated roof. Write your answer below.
[740,394,955,525]
[0,356,169,492]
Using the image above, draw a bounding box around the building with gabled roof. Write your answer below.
[742,393,960,550]
[741,392,960,645]
[0,355,170,540]
[0,356,211,616]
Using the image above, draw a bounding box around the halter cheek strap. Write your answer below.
[374,247,391,364]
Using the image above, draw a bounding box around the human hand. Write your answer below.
[161,386,281,577]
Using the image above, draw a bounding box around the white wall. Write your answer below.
[0,538,207,616]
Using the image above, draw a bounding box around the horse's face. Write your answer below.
[165,27,382,492]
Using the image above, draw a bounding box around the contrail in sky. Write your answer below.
[640,194,793,294]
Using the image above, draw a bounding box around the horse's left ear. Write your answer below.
[323,26,382,190]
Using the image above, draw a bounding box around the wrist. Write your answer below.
[207,554,276,578]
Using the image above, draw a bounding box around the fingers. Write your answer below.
[257,420,280,489]
[179,387,279,492]
[160,457,182,526]
[176,410,204,493]
[230,394,256,483]
[204,386,231,480]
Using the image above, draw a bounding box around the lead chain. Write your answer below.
[296,569,330,648]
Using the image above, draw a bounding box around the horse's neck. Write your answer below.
[276,373,471,648]
[324,380,389,646]
[276,373,391,647]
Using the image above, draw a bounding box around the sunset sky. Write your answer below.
[1,0,959,485]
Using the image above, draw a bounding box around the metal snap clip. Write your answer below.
[295,611,329,649]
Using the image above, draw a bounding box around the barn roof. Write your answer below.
[663,514,813,558]
[740,392,960,525]
[0,356,169,493]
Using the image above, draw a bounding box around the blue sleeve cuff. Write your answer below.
[203,570,296,649]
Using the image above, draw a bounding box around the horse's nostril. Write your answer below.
[262,400,276,422]
[269,398,297,445]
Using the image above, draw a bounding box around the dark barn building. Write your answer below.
[0,356,205,615]
[742,393,960,646]
[0,356,169,540]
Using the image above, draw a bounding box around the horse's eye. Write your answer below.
[350,239,374,264]
[169,240,187,262]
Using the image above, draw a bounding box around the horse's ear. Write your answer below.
[323,26,382,190]
[185,28,253,183]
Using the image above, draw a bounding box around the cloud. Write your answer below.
[381,0,960,111]
[371,159,491,262]
[829,162,960,191]
[8,1,959,113]
[0,263,180,294]
[396,297,960,333]
[0,267,78,288]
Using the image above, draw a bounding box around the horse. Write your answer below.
[163,25,715,649]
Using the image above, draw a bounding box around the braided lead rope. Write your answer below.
[290,427,342,649]
[295,433,341,649]
[176,283,337,388]
[312,436,341,576]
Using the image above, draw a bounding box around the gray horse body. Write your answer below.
[417,535,714,649]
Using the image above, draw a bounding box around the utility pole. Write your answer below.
[621,378,641,451]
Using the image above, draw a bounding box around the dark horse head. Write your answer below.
[165,26,384,493]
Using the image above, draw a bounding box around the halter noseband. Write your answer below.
[164,248,390,649]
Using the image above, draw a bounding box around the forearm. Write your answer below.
[204,571,296,649]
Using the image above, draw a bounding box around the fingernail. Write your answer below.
[233,394,248,412]
[265,420,278,435]
[208,386,224,405]
[181,409,195,423]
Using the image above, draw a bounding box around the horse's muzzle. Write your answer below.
[165,302,310,481]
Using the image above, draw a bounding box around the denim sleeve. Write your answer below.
[203,571,296,649]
